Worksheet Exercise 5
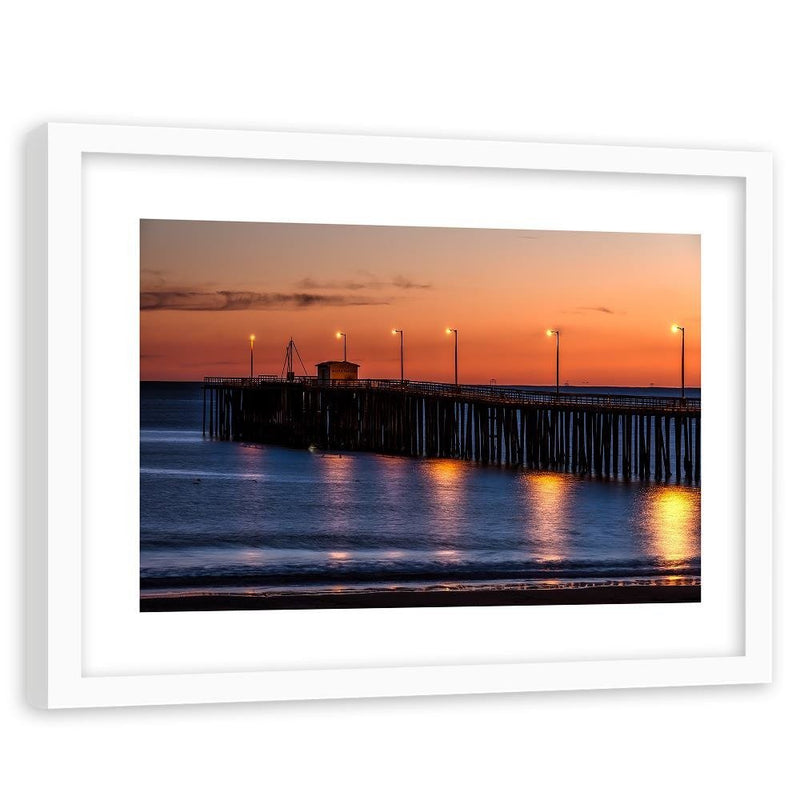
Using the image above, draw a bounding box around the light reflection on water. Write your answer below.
[522,473,573,563]
[422,459,465,540]
[641,485,700,570]
[318,453,357,535]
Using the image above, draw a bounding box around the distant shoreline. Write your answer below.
[140,584,700,612]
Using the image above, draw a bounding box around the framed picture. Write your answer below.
[26,124,772,708]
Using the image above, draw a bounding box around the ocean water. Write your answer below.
[140,382,700,600]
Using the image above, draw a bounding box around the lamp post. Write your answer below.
[546,329,560,396]
[249,334,255,379]
[446,328,458,385]
[671,324,685,400]
[392,329,404,383]
[336,331,347,361]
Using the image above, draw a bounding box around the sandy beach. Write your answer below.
[141,584,700,612]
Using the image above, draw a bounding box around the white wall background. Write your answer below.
[1,2,795,797]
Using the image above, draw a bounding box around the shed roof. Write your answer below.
[315,360,361,368]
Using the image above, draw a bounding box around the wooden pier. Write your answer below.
[202,377,701,484]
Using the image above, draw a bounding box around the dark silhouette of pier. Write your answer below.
[202,377,700,483]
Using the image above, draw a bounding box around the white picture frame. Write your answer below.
[26,123,772,709]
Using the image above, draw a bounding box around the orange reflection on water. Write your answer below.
[643,486,700,566]
[318,453,354,482]
[424,459,463,491]
[523,473,573,562]
[421,459,466,537]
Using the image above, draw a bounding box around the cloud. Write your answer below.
[564,305,616,315]
[141,269,166,288]
[579,306,615,314]
[391,275,432,290]
[295,274,431,291]
[295,278,374,291]
[140,290,390,311]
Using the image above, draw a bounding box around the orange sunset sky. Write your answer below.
[140,220,700,387]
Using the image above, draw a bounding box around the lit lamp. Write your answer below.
[336,331,347,361]
[671,324,685,400]
[446,328,458,386]
[392,329,405,383]
[249,334,255,380]
[546,329,560,396]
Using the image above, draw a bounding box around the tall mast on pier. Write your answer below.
[282,337,308,382]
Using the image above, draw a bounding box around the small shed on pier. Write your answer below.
[316,360,360,383]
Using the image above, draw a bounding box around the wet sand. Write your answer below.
[141,584,700,612]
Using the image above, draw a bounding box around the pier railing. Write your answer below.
[202,375,700,414]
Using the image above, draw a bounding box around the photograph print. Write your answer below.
[140,220,700,612]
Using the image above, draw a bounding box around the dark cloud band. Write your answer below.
[140,290,390,311]
[579,306,615,315]
[295,275,431,291]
